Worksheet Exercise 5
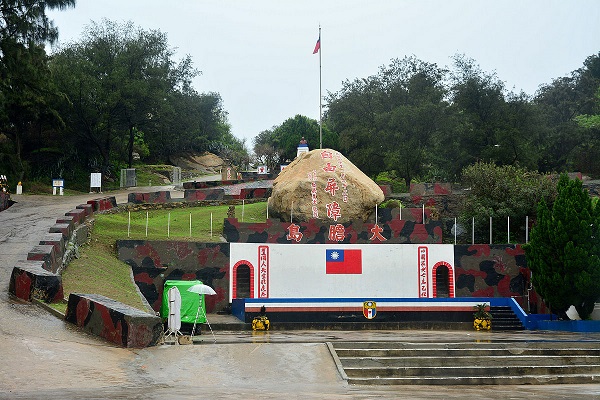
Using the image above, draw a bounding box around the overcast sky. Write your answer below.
[47,1,600,146]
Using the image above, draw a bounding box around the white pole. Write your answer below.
[422,204,425,224]
[318,25,322,149]
[210,212,213,237]
[490,216,492,245]
[454,217,457,245]
[508,216,510,243]
[526,216,529,243]
[266,198,269,220]
[291,201,293,223]
[128,211,131,238]
[145,211,149,237]
[189,212,192,238]
[375,203,378,224]
[472,217,475,245]
[399,203,402,220]
[242,200,245,222]
[168,212,170,238]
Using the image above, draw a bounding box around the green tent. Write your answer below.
[160,280,206,324]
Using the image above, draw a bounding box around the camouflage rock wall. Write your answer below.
[9,260,63,303]
[65,293,163,348]
[454,244,530,308]
[117,240,230,313]
[87,196,117,212]
[409,182,452,196]
[128,191,172,204]
[183,189,225,201]
[223,211,442,244]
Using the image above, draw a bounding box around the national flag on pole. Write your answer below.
[326,249,362,274]
[313,36,321,54]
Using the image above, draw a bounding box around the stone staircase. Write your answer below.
[329,341,600,385]
[490,305,524,331]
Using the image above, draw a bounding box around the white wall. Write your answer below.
[229,243,455,301]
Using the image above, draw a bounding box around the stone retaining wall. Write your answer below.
[117,240,229,313]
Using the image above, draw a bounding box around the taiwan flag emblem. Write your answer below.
[326,249,362,274]
[363,301,376,319]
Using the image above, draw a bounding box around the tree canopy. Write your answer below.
[524,175,600,320]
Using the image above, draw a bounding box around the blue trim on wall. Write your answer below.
[232,297,600,332]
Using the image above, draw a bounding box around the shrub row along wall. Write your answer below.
[8,195,163,348]
[117,240,230,313]
[223,208,442,244]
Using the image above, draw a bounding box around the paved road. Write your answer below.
[1,191,600,399]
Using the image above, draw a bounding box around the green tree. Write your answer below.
[0,0,74,183]
[534,52,600,175]
[49,20,200,173]
[443,55,541,177]
[524,174,600,319]
[460,162,557,243]
[326,56,448,185]
[252,114,334,168]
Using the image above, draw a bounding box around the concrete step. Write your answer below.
[347,373,600,385]
[490,306,524,330]
[342,364,600,378]
[339,355,600,367]
[334,347,600,357]
[330,341,600,385]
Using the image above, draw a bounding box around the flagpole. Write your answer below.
[318,25,322,149]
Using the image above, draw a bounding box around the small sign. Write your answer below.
[90,173,102,190]
[257,165,267,174]
[52,179,64,188]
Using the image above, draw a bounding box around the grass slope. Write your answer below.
[61,202,268,311]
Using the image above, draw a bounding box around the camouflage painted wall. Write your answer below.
[87,196,117,212]
[9,261,63,303]
[117,240,230,313]
[128,191,172,204]
[223,207,442,244]
[65,293,163,348]
[454,244,530,309]
[184,189,225,201]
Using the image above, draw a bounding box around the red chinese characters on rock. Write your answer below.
[326,201,342,221]
[328,224,346,242]
[320,150,333,160]
[322,162,336,172]
[308,170,319,218]
[324,177,339,197]
[286,223,303,242]
[335,152,349,203]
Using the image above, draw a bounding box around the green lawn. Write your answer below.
[60,201,268,311]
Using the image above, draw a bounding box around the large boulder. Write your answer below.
[268,149,384,223]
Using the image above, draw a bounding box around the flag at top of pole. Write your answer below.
[313,35,320,54]
[314,26,322,148]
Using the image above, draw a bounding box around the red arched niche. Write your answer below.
[432,261,455,298]
[232,260,254,299]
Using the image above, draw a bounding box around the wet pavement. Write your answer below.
[1,190,600,398]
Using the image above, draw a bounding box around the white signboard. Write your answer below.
[257,165,267,174]
[90,173,102,190]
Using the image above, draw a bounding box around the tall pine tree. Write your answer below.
[525,174,600,319]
